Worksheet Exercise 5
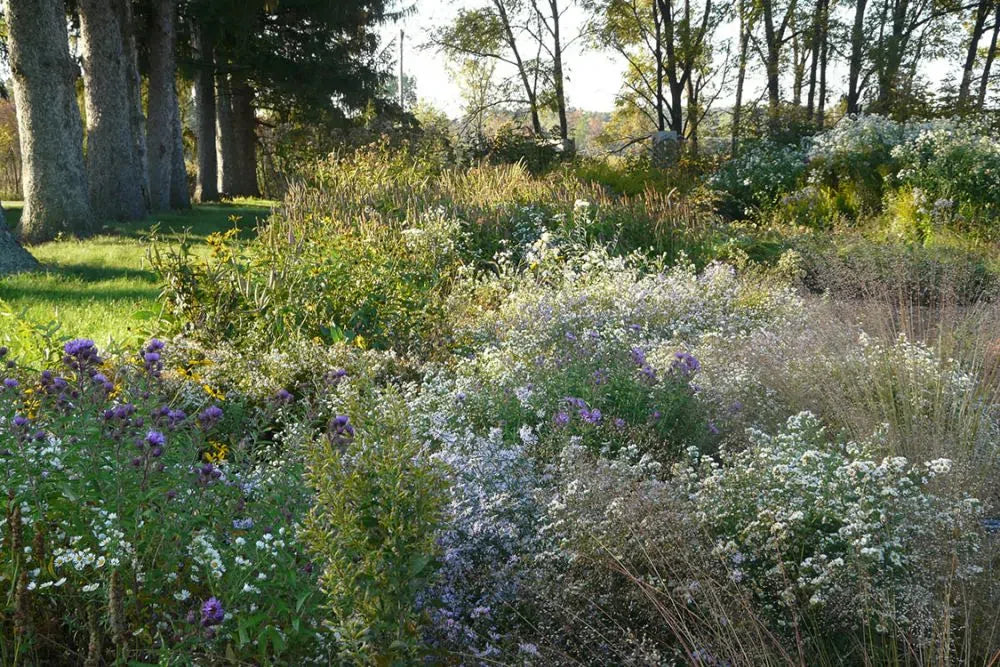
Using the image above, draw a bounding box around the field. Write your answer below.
[0,200,273,349]
[4,121,1000,665]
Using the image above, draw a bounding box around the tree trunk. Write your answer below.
[806,0,823,118]
[978,4,1000,108]
[169,97,191,209]
[817,1,829,125]
[7,0,94,243]
[958,0,990,108]
[654,0,665,131]
[548,0,569,141]
[79,0,148,221]
[732,0,749,153]
[116,0,150,211]
[230,75,260,197]
[193,21,219,202]
[215,72,238,196]
[847,0,869,113]
[145,0,183,211]
[494,0,543,135]
[0,204,38,274]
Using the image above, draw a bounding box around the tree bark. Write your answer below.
[79,0,148,221]
[7,0,94,242]
[116,0,150,211]
[230,75,261,197]
[170,97,191,209]
[215,72,238,196]
[0,204,38,274]
[146,0,184,211]
[193,22,219,202]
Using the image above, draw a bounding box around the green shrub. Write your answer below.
[300,386,446,664]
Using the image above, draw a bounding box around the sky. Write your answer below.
[379,1,626,117]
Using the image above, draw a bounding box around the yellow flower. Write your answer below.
[202,384,226,401]
[203,440,228,463]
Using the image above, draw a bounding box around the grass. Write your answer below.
[0,198,275,351]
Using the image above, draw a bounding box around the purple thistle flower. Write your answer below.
[200,597,225,627]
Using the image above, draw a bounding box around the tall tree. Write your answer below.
[145,0,188,210]
[758,0,799,121]
[846,0,869,112]
[7,0,93,242]
[229,73,260,196]
[978,3,1000,107]
[530,0,572,141]
[432,1,546,135]
[215,72,238,195]
[958,0,996,107]
[79,0,149,220]
[192,18,219,202]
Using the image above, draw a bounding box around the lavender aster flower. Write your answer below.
[200,597,224,627]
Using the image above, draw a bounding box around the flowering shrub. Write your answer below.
[711,140,808,217]
[538,413,989,662]
[0,341,330,664]
[892,125,1000,228]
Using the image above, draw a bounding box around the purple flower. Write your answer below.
[579,408,602,424]
[639,364,657,383]
[200,597,225,627]
[553,411,570,427]
[630,346,647,366]
[145,430,166,448]
[63,339,101,371]
[198,405,224,428]
[0,346,7,358]
[592,369,607,385]
[12,414,29,427]
[326,368,347,385]
[3,378,18,389]
[614,417,626,428]
[707,422,720,435]
[146,339,165,352]
[671,351,701,376]
[328,415,355,444]
[275,388,294,403]
[233,518,254,530]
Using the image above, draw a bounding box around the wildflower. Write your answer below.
[328,415,355,444]
[275,388,294,403]
[201,597,224,627]
[580,408,602,424]
[553,411,570,427]
[3,378,18,389]
[13,414,29,428]
[671,351,701,376]
[233,518,254,530]
[145,430,166,448]
[198,405,224,429]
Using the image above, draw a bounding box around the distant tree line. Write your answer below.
[433,0,1000,152]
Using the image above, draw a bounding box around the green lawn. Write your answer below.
[0,198,275,351]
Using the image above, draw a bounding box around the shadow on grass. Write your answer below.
[27,262,159,284]
[0,282,159,304]
[3,200,273,244]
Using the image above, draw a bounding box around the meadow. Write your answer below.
[3,116,1000,665]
